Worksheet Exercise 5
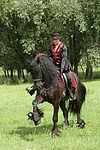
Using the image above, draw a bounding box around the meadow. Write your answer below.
[0,80,100,150]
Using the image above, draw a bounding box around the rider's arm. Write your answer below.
[61,44,68,73]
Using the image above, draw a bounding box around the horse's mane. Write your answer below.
[36,54,61,87]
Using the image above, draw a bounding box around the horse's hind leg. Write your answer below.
[68,100,85,128]
[77,111,86,128]
[60,100,69,127]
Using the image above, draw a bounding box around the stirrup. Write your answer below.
[69,94,76,101]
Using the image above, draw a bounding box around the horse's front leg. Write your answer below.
[27,98,44,126]
[32,99,43,126]
[32,100,38,112]
[52,103,60,137]
[60,100,69,127]
[27,99,39,122]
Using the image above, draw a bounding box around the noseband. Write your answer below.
[33,78,42,82]
[33,78,53,92]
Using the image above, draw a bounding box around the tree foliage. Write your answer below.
[0,0,100,80]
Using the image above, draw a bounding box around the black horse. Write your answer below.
[27,53,86,136]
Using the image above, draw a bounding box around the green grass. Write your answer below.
[0,81,100,150]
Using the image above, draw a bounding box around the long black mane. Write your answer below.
[37,54,61,87]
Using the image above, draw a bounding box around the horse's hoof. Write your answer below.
[34,120,41,126]
[77,121,86,129]
[52,129,61,137]
[52,133,59,138]
[63,120,69,128]
[62,123,69,129]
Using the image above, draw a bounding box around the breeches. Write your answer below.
[65,71,71,82]
[65,71,72,89]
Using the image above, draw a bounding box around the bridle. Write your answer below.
[33,78,42,82]
[33,77,53,92]
[31,54,53,91]
[32,77,43,90]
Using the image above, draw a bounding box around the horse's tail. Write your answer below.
[68,82,86,114]
[81,83,86,101]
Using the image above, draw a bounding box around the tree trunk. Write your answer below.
[17,69,21,79]
[10,69,13,78]
[73,63,78,74]
[85,62,93,79]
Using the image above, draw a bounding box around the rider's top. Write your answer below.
[48,42,72,73]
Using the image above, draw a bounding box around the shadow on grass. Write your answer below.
[9,119,78,141]
[9,123,64,141]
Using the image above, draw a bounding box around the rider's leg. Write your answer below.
[65,71,76,100]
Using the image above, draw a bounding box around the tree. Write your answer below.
[0,0,46,79]
[0,0,99,80]
[78,0,100,78]
[48,0,87,73]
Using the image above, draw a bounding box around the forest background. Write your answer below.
[0,0,100,83]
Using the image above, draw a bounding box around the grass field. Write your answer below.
[0,80,100,150]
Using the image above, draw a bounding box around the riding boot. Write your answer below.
[69,87,76,101]
[63,72,76,101]
[26,86,36,96]
[68,80,76,101]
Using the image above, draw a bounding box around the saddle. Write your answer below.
[56,70,77,89]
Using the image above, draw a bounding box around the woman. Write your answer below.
[48,33,76,100]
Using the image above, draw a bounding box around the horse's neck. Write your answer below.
[43,76,61,89]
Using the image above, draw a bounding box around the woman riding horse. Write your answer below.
[26,33,76,101]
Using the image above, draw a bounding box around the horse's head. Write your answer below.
[28,57,43,89]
